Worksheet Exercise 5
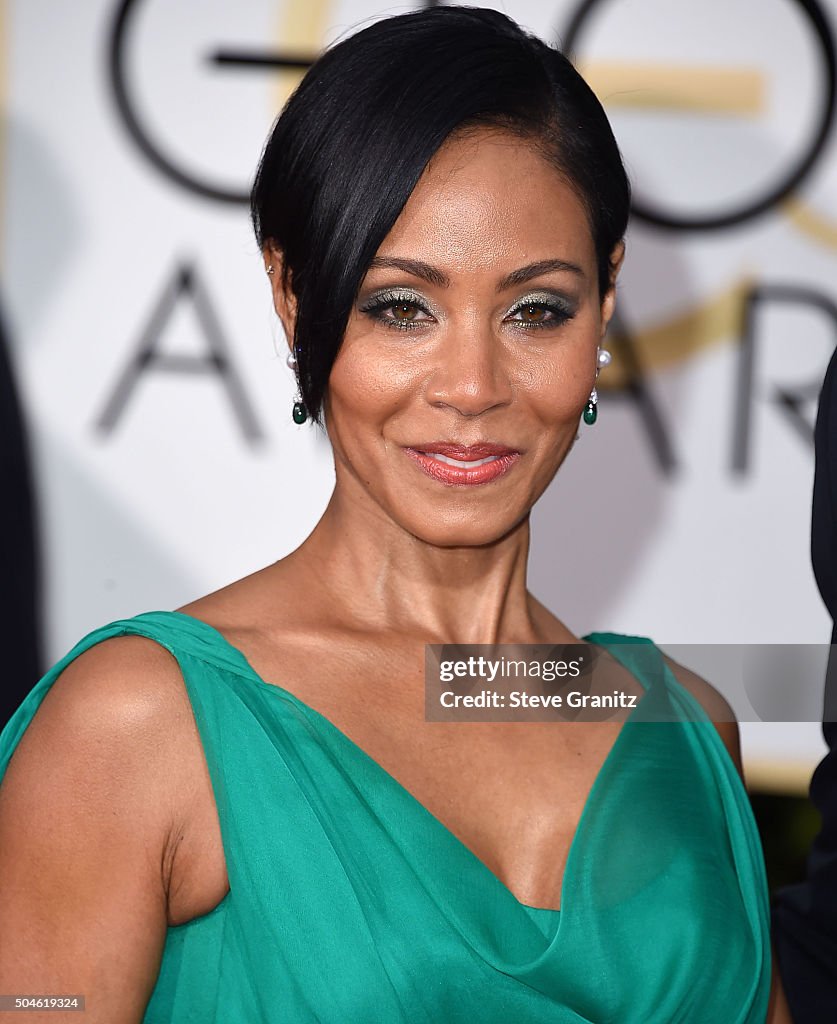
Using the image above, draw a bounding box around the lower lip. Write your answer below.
[403,449,520,486]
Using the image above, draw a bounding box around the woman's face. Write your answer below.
[284,128,622,548]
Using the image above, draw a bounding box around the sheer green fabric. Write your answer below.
[0,610,771,1022]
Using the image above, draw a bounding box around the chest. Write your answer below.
[168,641,638,923]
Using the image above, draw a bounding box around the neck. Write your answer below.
[282,482,545,645]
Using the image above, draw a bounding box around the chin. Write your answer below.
[400,510,524,550]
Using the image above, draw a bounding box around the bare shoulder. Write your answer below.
[0,630,200,888]
[658,650,744,777]
[42,631,190,710]
[6,634,198,780]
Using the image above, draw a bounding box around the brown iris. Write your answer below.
[519,305,547,323]
[393,302,418,322]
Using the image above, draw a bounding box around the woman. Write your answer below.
[0,7,788,1022]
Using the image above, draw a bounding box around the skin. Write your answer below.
[0,127,791,1022]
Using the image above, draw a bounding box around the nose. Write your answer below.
[426,321,513,417]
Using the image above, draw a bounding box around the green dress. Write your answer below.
[0,610,771,1022]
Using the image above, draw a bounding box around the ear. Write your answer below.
[262,242,298,353]
[599,239,625,339]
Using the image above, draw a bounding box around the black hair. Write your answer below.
[251,4,630,425]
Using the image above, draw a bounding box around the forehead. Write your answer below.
[374,128,596,276]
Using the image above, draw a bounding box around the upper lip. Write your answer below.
[405,442,520,459]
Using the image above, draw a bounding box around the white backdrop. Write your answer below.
[3,0,836,790]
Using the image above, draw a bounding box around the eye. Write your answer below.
[387,300,423,325]
[359,290,434,331]
[506,296,576,330]
[514,305,553,325]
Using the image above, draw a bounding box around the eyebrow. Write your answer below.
[366,256,585,291]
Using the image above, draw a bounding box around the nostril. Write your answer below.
[427,363,514,415]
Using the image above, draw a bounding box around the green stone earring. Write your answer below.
[583,388,598,425]
[287,341,307,423]
[582,346,611,426]
[292,399,308,424]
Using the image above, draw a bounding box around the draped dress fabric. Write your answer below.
[0,610,771,1022]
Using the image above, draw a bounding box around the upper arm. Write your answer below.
[661,652,797,1021]
[0,635,194,1023]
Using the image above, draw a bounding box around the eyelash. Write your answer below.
[359,290,576,331]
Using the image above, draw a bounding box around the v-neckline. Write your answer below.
[162,609,656,924]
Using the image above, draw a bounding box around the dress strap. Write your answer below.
[585,630,668,699]
[0,609,248,781]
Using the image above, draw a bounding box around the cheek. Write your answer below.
[514,326,599,422]
[327,332,422,424]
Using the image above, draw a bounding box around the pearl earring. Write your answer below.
[583,347,612,427]
[286,342,307,423]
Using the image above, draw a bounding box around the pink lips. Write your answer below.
[403,442,521,486]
